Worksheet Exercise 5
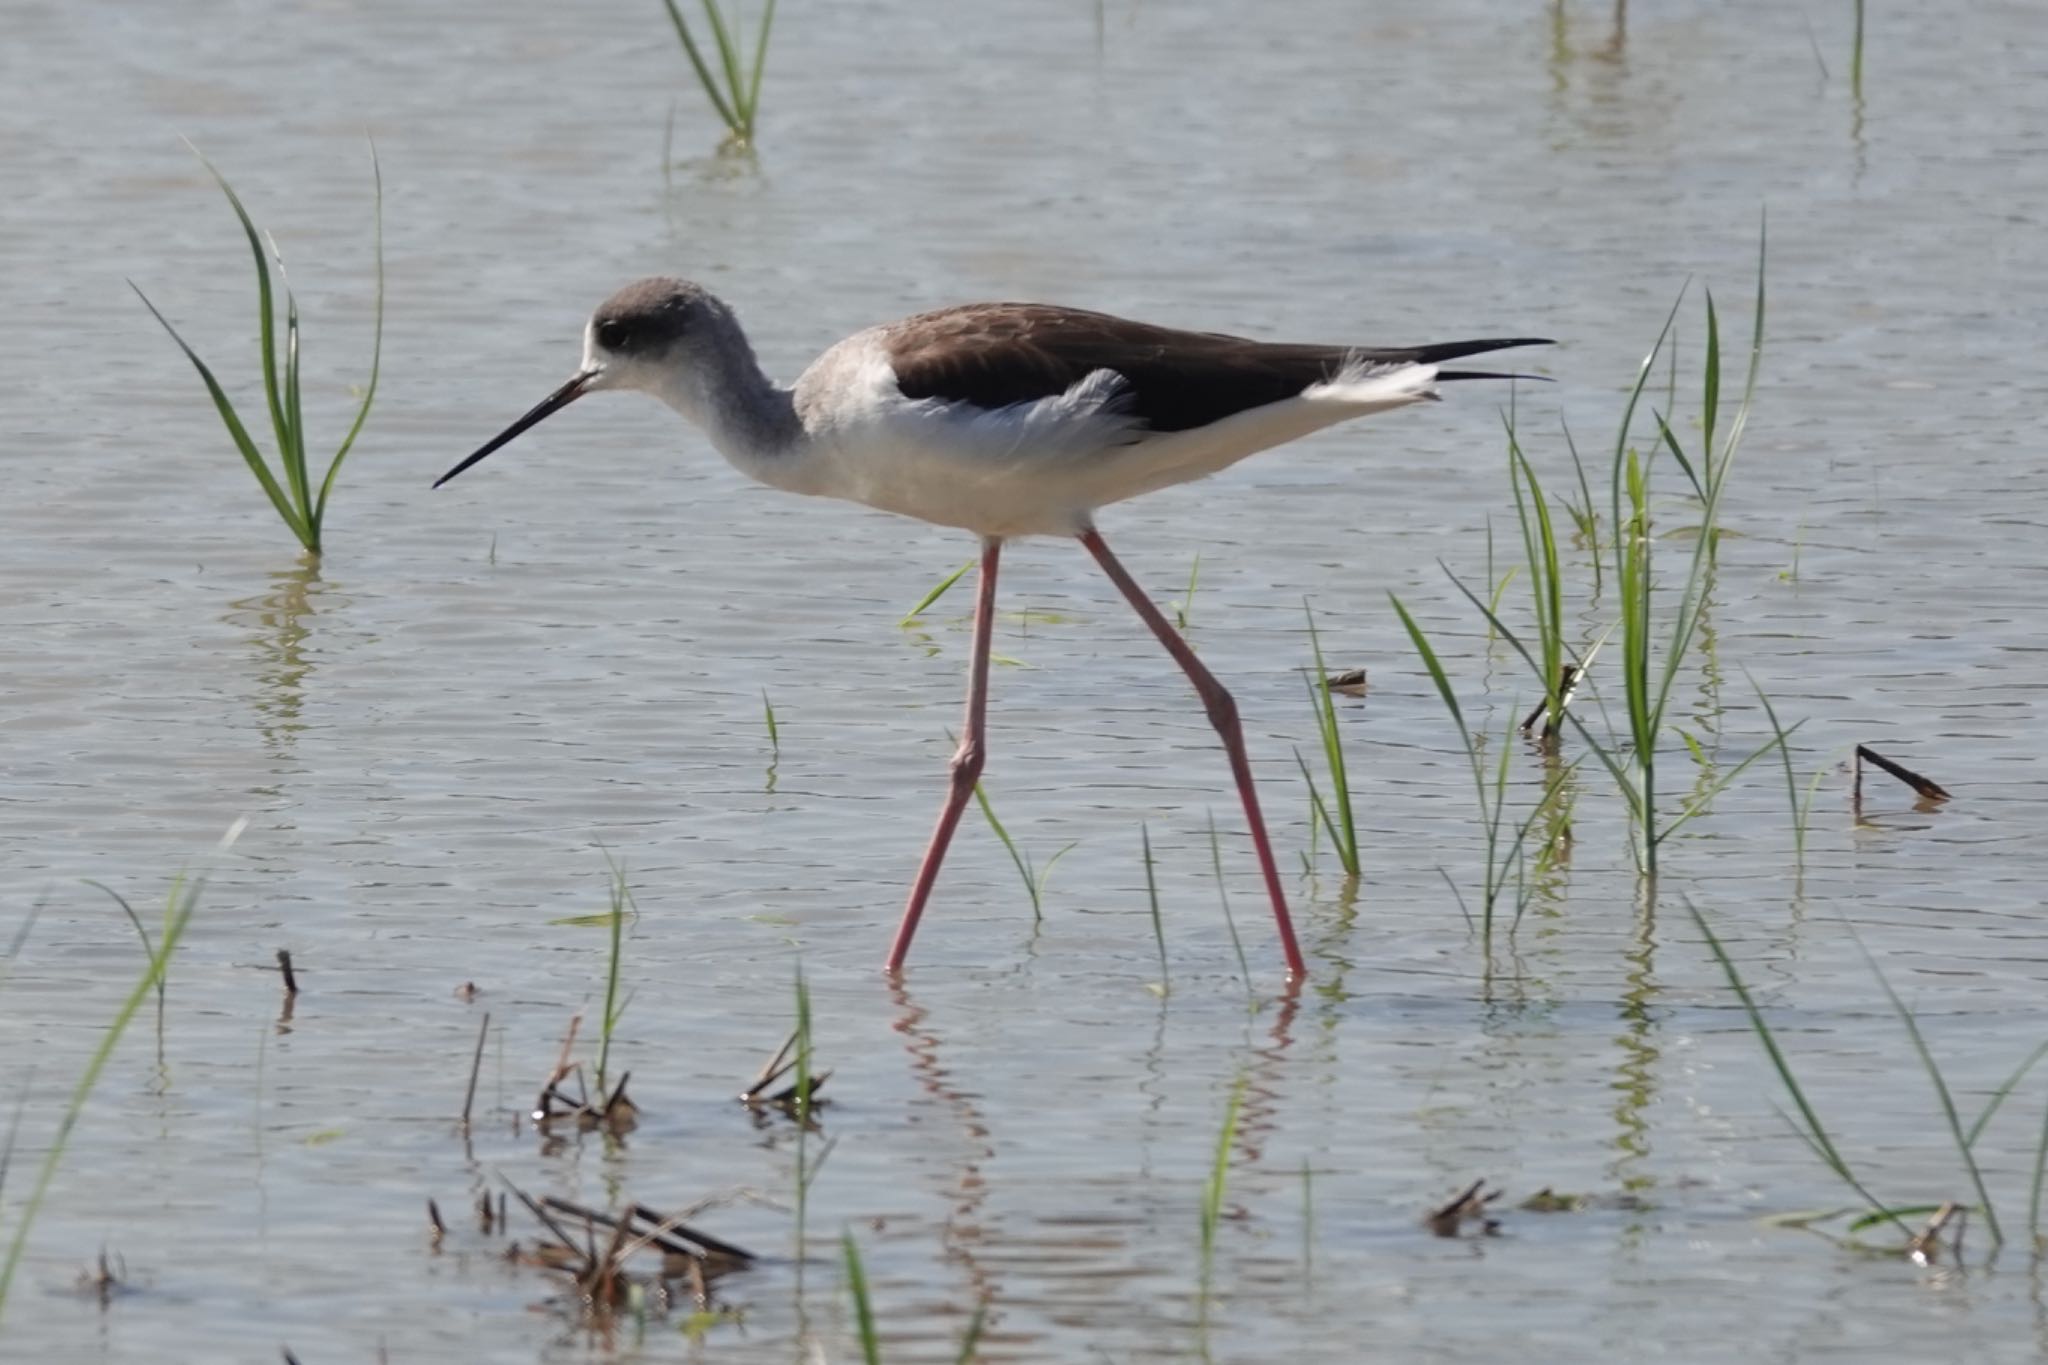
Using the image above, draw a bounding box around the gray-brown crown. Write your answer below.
[589,277,717,357]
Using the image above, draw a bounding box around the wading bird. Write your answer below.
[437,279,1547,979]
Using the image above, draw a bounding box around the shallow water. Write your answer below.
[4,0,2048,1360]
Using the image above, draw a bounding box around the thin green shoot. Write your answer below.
[955,1300,989,1363]
[1966,1040,2048,1149]
[1198,1075,1247,1308]
[594,849,637,1096]
[1206,813,1254,1006]
[2031,1096,2048,1245]
[1851,0,1865,98]
[900,558,976,627]
[972,780,1074,923]
[1300,1158,1315,1277]
[1747,672,1813,877]
[1686,899,1909,1237]
[1142,824,1169,993]
[1504,407,1569,738]
[1300,603,1359,876]
[82,880,166,1045]
[0,818,245,1322]
[762,690,781,793]
[132,142,382,558]
[660,0,777,151]
[840,1230,881,1365]
[1174,551,1202,631]
[1558,415,1603,593]
[792,964,816,1284]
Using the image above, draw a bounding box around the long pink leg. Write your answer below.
[1079,529,1308,980]
[887,538,1002,973]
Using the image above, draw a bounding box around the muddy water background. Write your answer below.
[4,1,2048,1360]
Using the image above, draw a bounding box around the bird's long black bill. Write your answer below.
[433,370,596,489]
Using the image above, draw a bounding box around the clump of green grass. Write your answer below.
[1295,603,1359,878]
[660,0,776,152]
[0,819,245,1322]
[1390,597,1578,944]
[1454,224,1780,878]
[974,780,1074,922]
[132,143,383,558]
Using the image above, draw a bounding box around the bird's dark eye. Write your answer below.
[595,319,629,350]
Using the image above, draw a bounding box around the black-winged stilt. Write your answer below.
[436,278,1548,979]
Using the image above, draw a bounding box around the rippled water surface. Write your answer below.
[5,1,2048,1360]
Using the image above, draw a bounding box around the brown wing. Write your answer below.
[884,303,1548,434]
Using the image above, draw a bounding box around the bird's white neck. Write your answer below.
[641,316,809,492]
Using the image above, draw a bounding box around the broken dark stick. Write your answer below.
[427,1197,446,1246]
[275,949,299,996]
[1907,1200,1964,1265]
[1855,745,1951,804]
[1426,1178,1503,1238]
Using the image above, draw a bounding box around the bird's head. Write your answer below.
[434,276,729,489]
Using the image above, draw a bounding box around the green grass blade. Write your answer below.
[130,283,311,546]
[1687,900,1908,1234]
[1301,604,1357,874]
[594,848,634,1094]
[698,1,750,130]
[1651,410,1706,501]
[1199,1076,1246,1284]
[1142,824,1168,988]
[900,558,975,626]
[1966,1039,2048,1148]
[1654,729,1795,846]
[282,287,311,531]
[954,1299,988,1364]
[2030,1093,2048,1244]
[745,0,777,125]
[188,146,292,473]
[660,0,742,134]
[840,1231,882,1365]
[1207,812,1253,1001]
[316,139,384,529]
[973,781,1039,916]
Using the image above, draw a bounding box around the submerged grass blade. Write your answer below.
[1688,900,1908,1236]
[1198,1075,1246,1299]
[1142,824,1168,989]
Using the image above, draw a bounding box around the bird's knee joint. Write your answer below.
[1201,687,1239,733]
[949,740,986,787]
